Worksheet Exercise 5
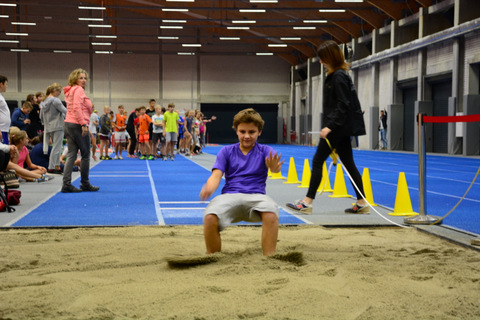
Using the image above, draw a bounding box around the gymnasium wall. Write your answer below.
[0,50,290,113]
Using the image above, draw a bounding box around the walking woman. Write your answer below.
[61,68,99,193]
[40,83,67,174]
[286,40,367,214]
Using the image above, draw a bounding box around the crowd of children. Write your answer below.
[0,73,216,189]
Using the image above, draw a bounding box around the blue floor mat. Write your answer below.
[13,153,306,227]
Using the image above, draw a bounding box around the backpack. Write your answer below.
[0,174,16,213]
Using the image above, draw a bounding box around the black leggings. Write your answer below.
[306,135,365,200]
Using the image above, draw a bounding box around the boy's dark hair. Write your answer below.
[23,101,33,110]
[0,75,8,84]
[161,107,166,113]
[149,99,156,103]
[232,108,264,131]
[139,106,146,110]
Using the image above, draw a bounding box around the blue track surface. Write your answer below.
[13,151,305,227]
[266,144,480,235]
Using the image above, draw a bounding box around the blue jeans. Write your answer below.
[380,129,387,149]
[63,122,91,187]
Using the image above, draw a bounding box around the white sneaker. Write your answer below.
[114,156,119,160]
[119,155,123,160]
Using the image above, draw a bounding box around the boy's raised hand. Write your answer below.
[265,151,284,174]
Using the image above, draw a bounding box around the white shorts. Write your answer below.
[204,193,279,231]
[114,131,126,143]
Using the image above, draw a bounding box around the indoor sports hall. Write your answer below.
[1,0,480,319]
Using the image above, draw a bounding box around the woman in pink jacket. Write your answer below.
[61,68,99,193]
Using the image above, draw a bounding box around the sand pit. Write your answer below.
[1,225,479,319]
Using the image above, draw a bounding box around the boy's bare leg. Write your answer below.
[261,212,278,256]
[204,214,221,254]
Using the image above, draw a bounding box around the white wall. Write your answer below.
[426,40,454,75]
[397,51,418,81]
[464,30,480,95]
[379,61,392,109]
[0,51,290,113]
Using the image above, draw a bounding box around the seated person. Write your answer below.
[60,140,81,171]
[11,101,33,131]
[29,134,63,174]
[8,128,52,182]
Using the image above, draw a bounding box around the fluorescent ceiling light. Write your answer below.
[268,44,287,47]
[319,9,346,13]
[232,20,256,24]
[304,20,327,23]
[11,22,36,26]
[0,39,19,43]
[0,15,9,18]
[281,37,301,40]
[6,32,28,36]
[79,6,106,10]
[256,52,274,55]
[53,50,72,53]
[239,9,265,13]
[220,37,240,40]
[88,24,111,28]
[11,49,29,52]
[91,42,112,46]
[166,0,194,2]
[162,8,189,12]
[0,3,16,7]
[158,36,179,40]
[335,0,363,2]
[162,19,187,23]
[227,26,250,30]
[182,43,201,47]
[160,25,183,29]
[250,0,277,3]
[95,35,117,38]
[293,27,316,30]
[95,51,113,54]
[178,52,195,55]
[79,17,104,21]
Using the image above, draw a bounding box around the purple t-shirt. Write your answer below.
[213,143,274,195]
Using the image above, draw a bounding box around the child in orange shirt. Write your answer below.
[113,105,127,159]
[134,106,153,160]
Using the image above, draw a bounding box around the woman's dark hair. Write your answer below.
[317,40,350,74]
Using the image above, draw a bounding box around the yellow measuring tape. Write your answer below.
[324,138,338,165]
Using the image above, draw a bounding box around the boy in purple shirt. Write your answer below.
[200,108,284,256]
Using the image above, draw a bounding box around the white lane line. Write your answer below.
[159,201,209,204]
[146,161,165,225]
[160,208,206,210]
[90,175,149,178]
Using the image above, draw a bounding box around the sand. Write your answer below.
[1,225,479,320]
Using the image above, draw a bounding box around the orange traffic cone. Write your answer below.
[328,164,352,198]
[388,172,417,216]
[284,157,300,184]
